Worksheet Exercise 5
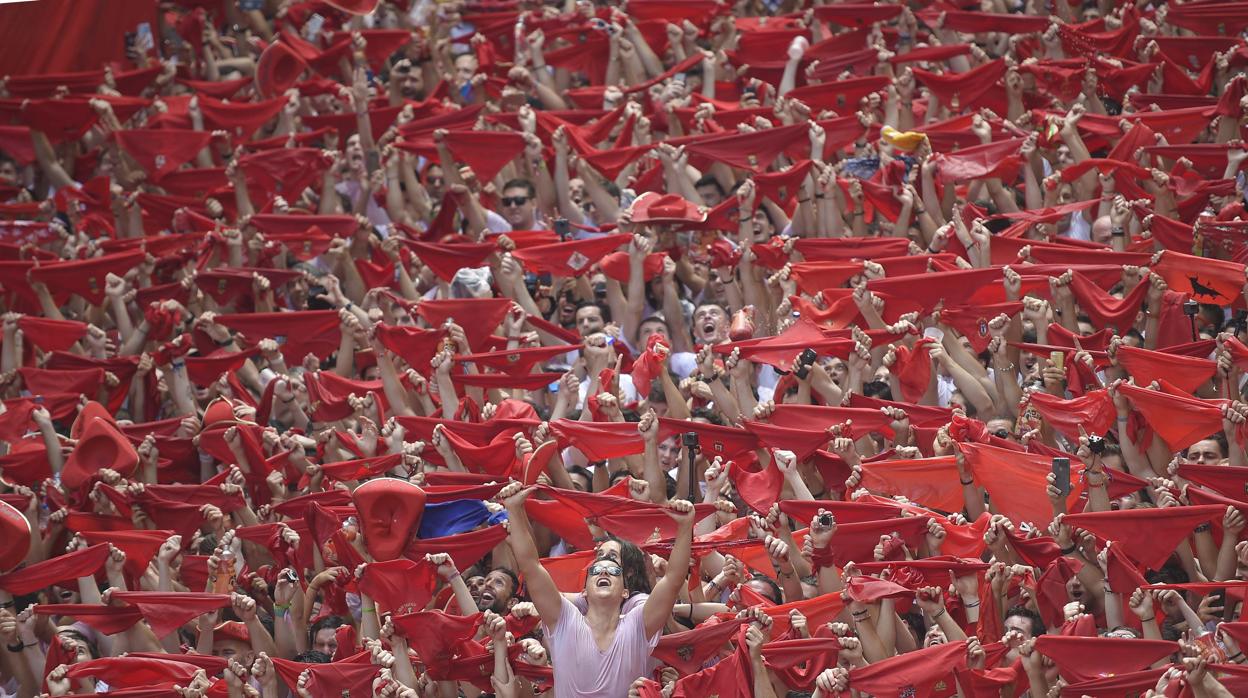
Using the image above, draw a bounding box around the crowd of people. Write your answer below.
[1,0,1248,695]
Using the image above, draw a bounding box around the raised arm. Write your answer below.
[643,500,696,637]
[497,483,564,625]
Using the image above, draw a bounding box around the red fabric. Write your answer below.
[669,643,752,698]
[893,337,935,402]
[652,618,749,674]
[936,137,1024,182]
[403,240,496,282]
[859,456,963,513]
[1067,271,1149,333]
[437,427,518,478]
[0,543,109,595]
[114,130,213,182]
[657,418,759,462]
[547,419,643,460]
[847,640,967,698]
[392,610,482,679]
[1033,636,1178,683]
[728,457,784,513]
[1116,382,1225,451]
[958,441,1083,527]
[511,234,631,277]
[683,123,808,172]
[32,604,143,635]
[1026,389,1116,442]
[415,297,512,352]
[28,251,146,306]
[0,0,157,75]
[405,524,507,574]
[64,656,200,688]
[630,334,669,399]
[813,515,930,567]
[1115,345,1216,393]
[358,558,439,614]
[216,311,341,362]
[197,96,286,140]
[1062,505,1223,570]
[435,131,526,182]
[109,591,232,638]
[455,343,579,375]
[271,653,379,698]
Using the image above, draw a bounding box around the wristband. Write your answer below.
[1140,616,1155,622]
[1230,651,1243,661]
[963,600,981,608]
[273,603,291,611]
[5,642,22,653]
[931,608,946,620]
[1194,522,1213,533]
[214,336,234,347]
[1059,543,1077,555]
[361,607,377,614]
[811,548,837,569]
[1111,227,1125,237]
[960,477,974,486]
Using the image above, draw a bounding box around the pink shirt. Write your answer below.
[546,596,660,698]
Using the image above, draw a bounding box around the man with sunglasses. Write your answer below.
[496,179,540,231]
[496,481,696,698]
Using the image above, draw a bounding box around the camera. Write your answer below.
[818,513,835,528]
[1087,434,1105,455]
[554,217,571,240]
[1183,300,1199,317]
[682,432,700,450]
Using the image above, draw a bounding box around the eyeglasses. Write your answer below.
[587,563,623,577]
[501,196,529,207]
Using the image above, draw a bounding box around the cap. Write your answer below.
[255,40,309,98]
[351,478,426,561]
[629,192,708,226]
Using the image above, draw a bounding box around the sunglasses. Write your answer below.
[588,563,623,577]
[501,196,529,207]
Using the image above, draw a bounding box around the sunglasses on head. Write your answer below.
[588,563,623,577]
[501,196,529,207]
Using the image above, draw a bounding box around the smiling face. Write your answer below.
[584,560,626,603]
[478,569,516,613]
[692,304,728,345]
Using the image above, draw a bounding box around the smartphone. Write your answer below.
[793,347,818,379]
[1052,457,1071,497]
[134,22,154,54]
[303,14,326,41]
[1050,350,1064,372]
[366,150,381,173]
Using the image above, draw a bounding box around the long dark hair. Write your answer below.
[596,535,650,598]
